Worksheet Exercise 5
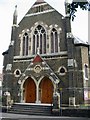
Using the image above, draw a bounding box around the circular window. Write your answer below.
[34,65,42,73]
[14,69,21,77]
[58,66,67,76]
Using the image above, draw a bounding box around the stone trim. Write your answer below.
[14,51,68,60]
[25,9,55,17]
[32,3,47,8]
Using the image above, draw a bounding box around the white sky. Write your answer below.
[0,0,88,73]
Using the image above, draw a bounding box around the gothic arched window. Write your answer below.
[22,33,29,56]
[32,25,46,54]
[51,28,58,53]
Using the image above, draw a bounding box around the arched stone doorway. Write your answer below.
[23,77,36,103]
[39,77,54,104]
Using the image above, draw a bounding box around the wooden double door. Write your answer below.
[24,77,53,104]
[24,78,36,103]
[40,77,53,104]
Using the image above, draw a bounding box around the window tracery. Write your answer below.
[32,25,46,54]
[20,23,61,56]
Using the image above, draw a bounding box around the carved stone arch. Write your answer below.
[21,29,30,36]
[31,21,48,33]
[21,76,37,103]
[31,21,48,55]
[38,76,56,95]
[48,25,61,53]
[38,76,45,86]
[38,76,55,104]
[49,24,62,34]
[21,75,37,89]
[38,75,55,87]
[20,29,30,56]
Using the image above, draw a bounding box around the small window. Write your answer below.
[36,6,43,13]
[14,69,21,77]
[16,70,20,75]
[60,67,65,74]
[58,66,67,76]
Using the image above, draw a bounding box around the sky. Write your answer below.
[0,0,88,73]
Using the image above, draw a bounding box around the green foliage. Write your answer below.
[67,0,90,20]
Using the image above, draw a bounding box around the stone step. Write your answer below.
[8,103,52,116]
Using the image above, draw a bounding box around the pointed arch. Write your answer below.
[22,32,29,56]
[23,77,36,103]
[39,76,54,103]
[21,76,37,103]
[51,28,58,53]
[32,25,46,54]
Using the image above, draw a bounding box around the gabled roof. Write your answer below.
[33,55,43,63]
[18,0,65,23]
[74,36,88,46]
[35,0,45,4]
[18,54,60,84]
[74,36,87,44]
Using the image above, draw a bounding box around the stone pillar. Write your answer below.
[67,33,75,106]
[36,84,39,103]
[53,93,59,109]
[65,15,76,106]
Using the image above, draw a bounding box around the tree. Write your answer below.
[66,0,90,20]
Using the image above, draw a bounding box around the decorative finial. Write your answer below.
[15,5,17,8]
[65,0,72,16]
[13,5,18,25]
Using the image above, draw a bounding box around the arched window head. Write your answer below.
[22,33,29,56]
[51,28,58,53]
[33,25,46,54]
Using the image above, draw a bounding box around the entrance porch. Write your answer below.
[20,76,55,104]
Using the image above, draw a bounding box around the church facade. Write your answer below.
[2,0,90,109]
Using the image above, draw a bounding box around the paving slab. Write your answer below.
[0,112,89,120]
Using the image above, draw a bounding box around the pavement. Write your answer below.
[0,112,89,120]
